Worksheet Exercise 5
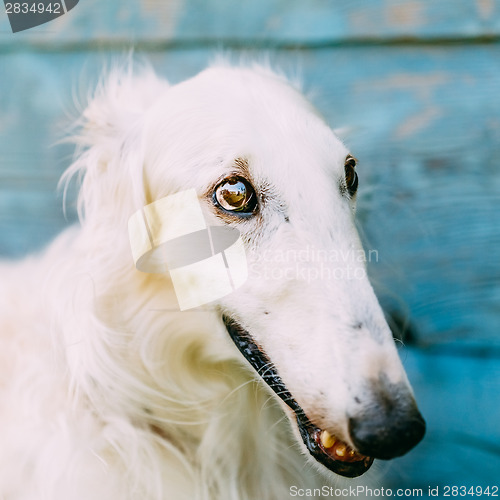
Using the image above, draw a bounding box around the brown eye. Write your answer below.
[214,177,257,214]
[344,155,358,196]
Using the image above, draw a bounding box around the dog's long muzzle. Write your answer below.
[222,315,425,478]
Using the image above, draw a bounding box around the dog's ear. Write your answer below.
[62,64,169,227]
[80,66,168,162]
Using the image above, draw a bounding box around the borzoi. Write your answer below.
[0,62,425,500]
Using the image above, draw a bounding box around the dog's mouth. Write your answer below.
[222,315,374,478]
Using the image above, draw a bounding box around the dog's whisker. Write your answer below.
[217,378,257,407]
[256,361,278,378]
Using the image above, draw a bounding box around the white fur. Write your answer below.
[0,61,414,499]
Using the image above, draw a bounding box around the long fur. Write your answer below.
[0,60,418,499]
[0,63,338,500]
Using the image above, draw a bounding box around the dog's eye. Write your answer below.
[344,155,359,196]
[214,177,257,214]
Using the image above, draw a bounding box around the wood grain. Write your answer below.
[383,348,500,488]
[0,0,499,489]
[1,0,500,48]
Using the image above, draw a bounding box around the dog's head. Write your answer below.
[74,62,425,479]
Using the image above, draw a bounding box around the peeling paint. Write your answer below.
[349,6,383,34]
[142,0,184,35]
[356,73,449,101]
[385,1,425,28]
[476,0,495,20]
[396,107,442,138]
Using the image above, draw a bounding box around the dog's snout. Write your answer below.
[348,385,426,460]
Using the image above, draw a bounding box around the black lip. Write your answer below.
[222,315,373,478]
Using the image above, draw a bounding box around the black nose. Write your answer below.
[348,386,426,460]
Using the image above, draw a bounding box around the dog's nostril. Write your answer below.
[348,400,426,460]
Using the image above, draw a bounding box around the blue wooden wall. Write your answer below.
[1,1,499,493]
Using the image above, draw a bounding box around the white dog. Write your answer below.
[0,62,425,500]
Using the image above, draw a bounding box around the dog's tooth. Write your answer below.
[348,449,356,458]
[335,444,347,457]
[320,430,336,449]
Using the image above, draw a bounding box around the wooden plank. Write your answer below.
[383,348,500,490]
[173,0,500,42]
[0,47,499,350]
[1,0,500,47]
[0,48,499,491]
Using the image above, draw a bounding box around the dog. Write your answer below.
[0,61,425,500]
